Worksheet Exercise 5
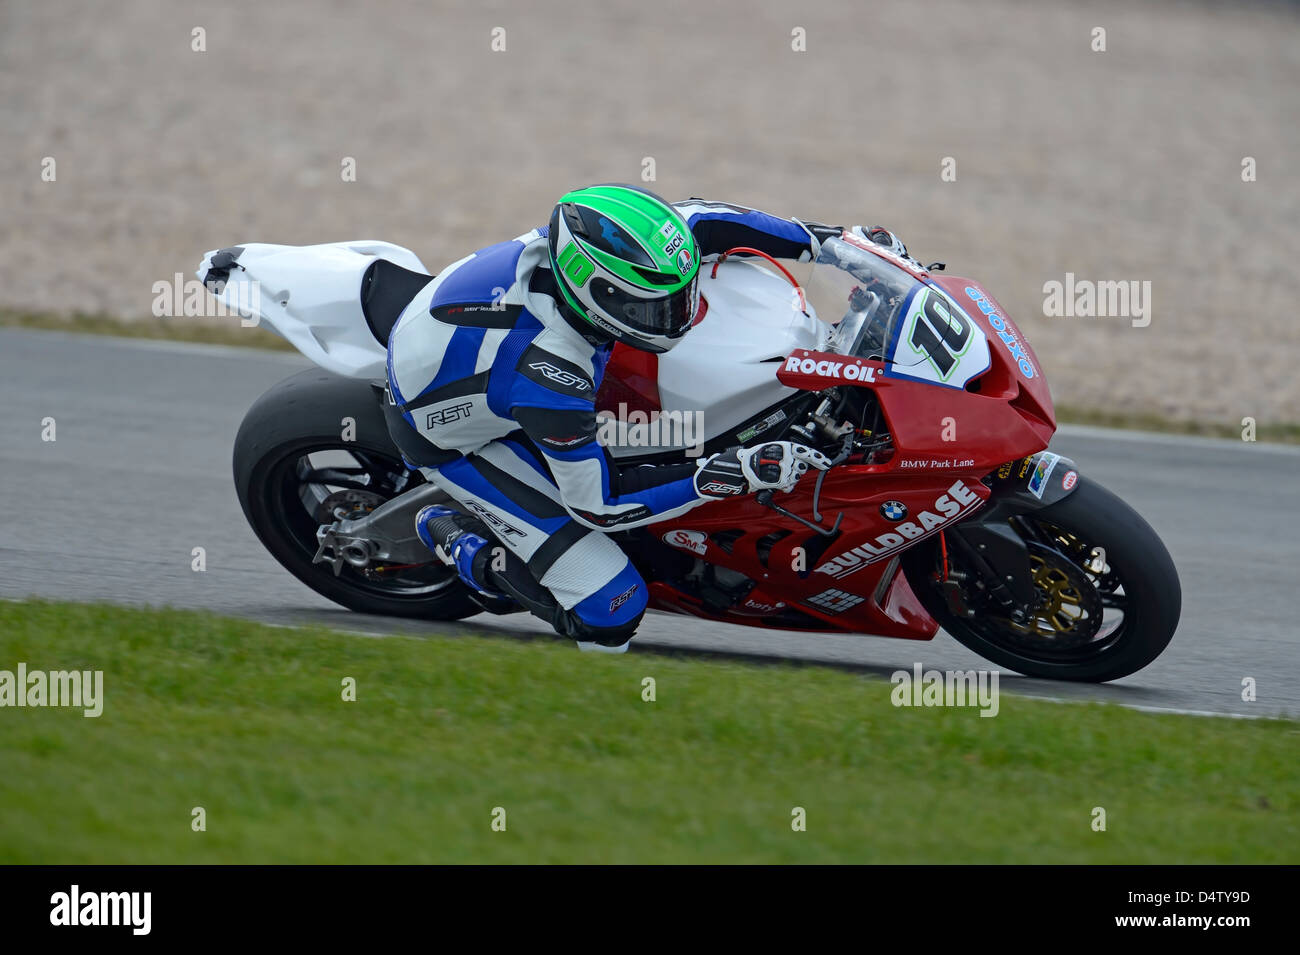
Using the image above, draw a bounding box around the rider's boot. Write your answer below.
[415,505,519,614]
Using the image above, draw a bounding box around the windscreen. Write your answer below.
[805,236,920,361]
[805,236,993,390]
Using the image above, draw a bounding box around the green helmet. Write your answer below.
[547,184,701,353]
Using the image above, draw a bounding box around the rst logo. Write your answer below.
[699,481,745,496]
[426,401,473,428]
[464,501,526,539]
[814,481,984,579]
[609,583,639,613]
[528,361,590,391]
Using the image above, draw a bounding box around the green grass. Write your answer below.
[4,307,1296,443]
[0,600,1295,863]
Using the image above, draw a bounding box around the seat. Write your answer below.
[360,258,435,345]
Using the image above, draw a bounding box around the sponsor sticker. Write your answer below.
[1027,452,1061,500]
[898,457,975,470]
[814,481,984,579]
[963,285,1037,379]
[880,501,907,521]
[781,352,881,384]
[736,408,787,443]
[804,588,866,614]
[585,312,624,338]
[1062,469,1078,492]
[662,528,708,556]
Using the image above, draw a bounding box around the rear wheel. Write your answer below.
[901,476,1180,682]
[233,370,478,620]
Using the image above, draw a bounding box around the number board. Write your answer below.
[884,285,991,390]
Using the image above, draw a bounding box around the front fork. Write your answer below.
[939,450,1081,620]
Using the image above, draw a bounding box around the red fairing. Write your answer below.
[775,281,1054,473]
[595,343,661,418]
[595,296,709,419]
[604,260,1056,641]
[933,274,1056,447]
[649,468,988,639]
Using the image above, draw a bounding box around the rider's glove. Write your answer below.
[694,442,832,499]
[851,225,913,262]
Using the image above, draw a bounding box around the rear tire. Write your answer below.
[901,476,1180,682]
[233,369,479,620]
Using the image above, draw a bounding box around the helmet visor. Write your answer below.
[590,272,699,339]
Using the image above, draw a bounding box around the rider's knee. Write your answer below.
[564,563,648,646]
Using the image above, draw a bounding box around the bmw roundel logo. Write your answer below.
[880,501,907,521]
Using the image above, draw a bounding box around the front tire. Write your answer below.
[901,476,1181,682]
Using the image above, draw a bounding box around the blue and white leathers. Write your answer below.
[385,201,828,640]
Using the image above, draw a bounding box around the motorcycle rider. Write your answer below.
[384,183,911,652]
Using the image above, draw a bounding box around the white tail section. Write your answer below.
[196,240,431,380]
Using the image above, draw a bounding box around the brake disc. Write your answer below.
[999,540,1104,650]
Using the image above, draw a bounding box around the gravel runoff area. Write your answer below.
[2,0,1297,426]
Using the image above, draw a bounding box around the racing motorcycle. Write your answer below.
[199,228,1180,682]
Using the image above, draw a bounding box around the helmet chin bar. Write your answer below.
[549,297,613,348]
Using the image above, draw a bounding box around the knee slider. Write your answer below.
[565,566,648,645]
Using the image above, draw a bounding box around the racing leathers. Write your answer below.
[384,199,858,648]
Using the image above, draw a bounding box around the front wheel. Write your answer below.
[901,476,1181,682]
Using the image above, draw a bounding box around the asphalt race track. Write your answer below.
[2,328,1294,718]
